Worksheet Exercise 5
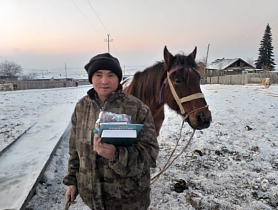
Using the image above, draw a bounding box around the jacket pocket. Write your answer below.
[122,172,149,196]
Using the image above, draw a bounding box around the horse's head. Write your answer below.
[162,46,212,130]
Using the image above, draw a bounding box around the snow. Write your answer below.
[0,104,74,209]
[0,86,91,152]
[0,84,278,210]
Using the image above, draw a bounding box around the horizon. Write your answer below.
[1,0,278,71]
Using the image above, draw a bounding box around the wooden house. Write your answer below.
[207,58,255,76]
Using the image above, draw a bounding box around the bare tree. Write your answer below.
[0,60,22,76]
[247,58,255,67]
[21,73,36,80]
[262,65,269,73]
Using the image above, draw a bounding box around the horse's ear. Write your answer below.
[164,46,174,67]
[188,46,197,60]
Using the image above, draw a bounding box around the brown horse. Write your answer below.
[123,46,212,136]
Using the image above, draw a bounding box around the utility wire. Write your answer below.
[70,0,103,37]
[218,13,278,51]
[87,0,110,34]
[270,21,278,29]
[240,13,278,40]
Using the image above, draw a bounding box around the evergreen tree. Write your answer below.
[255,24,276,70]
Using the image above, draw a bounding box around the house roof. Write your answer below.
[207,58,255,70]
[207,58,238,70]
[69,74,88,80]
[32,73,67,80]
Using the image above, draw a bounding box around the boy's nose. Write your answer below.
[101,76,108,83]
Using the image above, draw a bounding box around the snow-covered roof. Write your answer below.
[207,58,239,70]
[31,73,87,80]
[67,74,88,80]
[32,73,66,80]
[207,58,254,70]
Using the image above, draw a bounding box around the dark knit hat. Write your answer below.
[84,53,122,83]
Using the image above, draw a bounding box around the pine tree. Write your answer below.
[255,24,276,70]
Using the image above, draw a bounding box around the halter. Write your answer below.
[159,65,208,117]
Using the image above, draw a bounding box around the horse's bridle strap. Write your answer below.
[167,71,185,114]
[180,93,204,103]
[159,65,184,104]
[167,71,205,116]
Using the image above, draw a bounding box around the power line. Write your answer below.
[70,0,103,37]
[240,13,278,39]
[270,21,278,29]
[224,13,278,48]
[87,0,110,34]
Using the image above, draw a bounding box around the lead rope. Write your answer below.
[151,71,208,184]
[151,116,195,185]
[150,105,208,185]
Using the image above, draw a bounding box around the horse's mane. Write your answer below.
[128,53,197,106]
[174,53,197,68]
[129,61,165,106]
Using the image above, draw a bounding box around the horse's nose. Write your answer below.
[196,112,212,129]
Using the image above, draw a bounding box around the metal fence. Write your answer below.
[205,72,278,85]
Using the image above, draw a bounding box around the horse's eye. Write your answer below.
[174,78,182,83]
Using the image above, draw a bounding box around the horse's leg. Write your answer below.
[153,106,165,136]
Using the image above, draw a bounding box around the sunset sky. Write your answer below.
[1,0,278,74]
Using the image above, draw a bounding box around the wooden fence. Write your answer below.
[204,72,278,85]
[1,72,278,91]
[2,80,91,91]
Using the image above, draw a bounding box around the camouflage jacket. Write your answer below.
[63,87,159,210]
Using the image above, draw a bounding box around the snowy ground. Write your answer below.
[1,84,278,210]
[0,86,92,152]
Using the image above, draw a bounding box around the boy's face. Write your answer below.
[92,70,118,102]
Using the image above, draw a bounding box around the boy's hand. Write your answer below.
[93,134,116,159]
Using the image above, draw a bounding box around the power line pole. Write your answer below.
[104,34,113,53]
[65,63,67,80]
[205,44,210,84]
[205,44,210,68]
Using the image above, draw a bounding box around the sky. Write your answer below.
[1,84,278,209]
[1,0,278,75]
